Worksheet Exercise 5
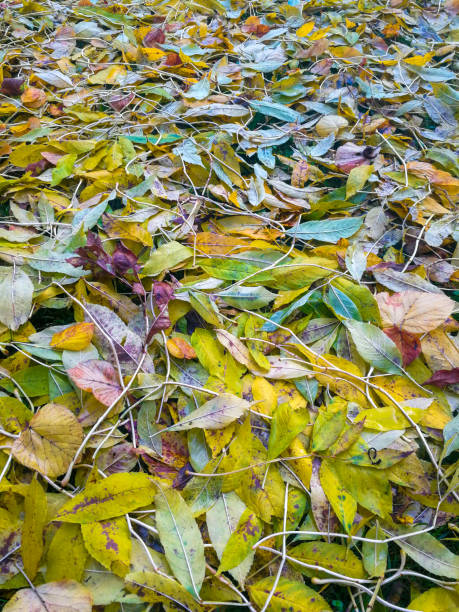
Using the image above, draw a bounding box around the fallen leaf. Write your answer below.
[12,404,84,478]
[50,322,95,350]
[68,359,123,406]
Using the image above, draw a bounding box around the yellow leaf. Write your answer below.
[355,405,425,431]
[346,164,374,199]
[141,47,167,61]
[296,21,315,37]
[320,460,356,533]
[50,322,94,351]
[46,523,87,582]
[166,337,196,359]
[81,516,131,577]
[12,404,84,478]
[252,377,277,416]
[309,26,331,40]
[21,479,47,579]
[421,329,459,372]
[408,587,459,611]
[404,52,434,66]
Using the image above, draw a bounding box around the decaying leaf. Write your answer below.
[68,359,123,406]
[0,0,457,609]
[12,404,84,478]
[3,580,92,612]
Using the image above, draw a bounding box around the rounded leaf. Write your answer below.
[12,404,84,478]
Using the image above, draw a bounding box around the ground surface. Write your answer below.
[0,0,458,610]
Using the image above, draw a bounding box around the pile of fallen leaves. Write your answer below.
[0,0,458,610]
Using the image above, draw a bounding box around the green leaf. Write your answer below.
[143,241,192,276]
[286,217,364,243]
[216,285,276,309]
[312,401,346,452]
[55,473,156,523]
[343,319,403,373]
[207,492,253,587]
[51,153,78,186]
[217,509,263,573]
[155,487,205,598]
[0,267,33,331]
[325,285,361,320]
[391,528,459,579]
[248,100,301,122]
[362,525,388,577]
[268,403,309,459]
[249,576,332,611]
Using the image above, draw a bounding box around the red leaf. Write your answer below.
[143,28,166,46]
[108,91,135,112]
[68,359,123,406]
[424,368,459,388]
[153,281,174,307]
[163,53,181,66]
[112,242,140,275]
[383,326,421,366]
[146,282,175,343]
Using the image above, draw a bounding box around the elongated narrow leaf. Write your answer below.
[125,571,203,611]
[287,217,363,243]
[249,577,332,612]
[392,529,459,579]
[168,394,250,431]
[344,319,403,373]
[155,487,205,598]
[55,473,156,523]
[217,509,263,573]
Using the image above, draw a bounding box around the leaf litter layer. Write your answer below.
[0,0,458,610]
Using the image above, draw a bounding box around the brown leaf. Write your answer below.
[376,290,454,334]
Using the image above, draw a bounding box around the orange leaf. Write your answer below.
[166,337,196,359]
[68,360,123,406]
[50,322,94,351]
[406,162,459,195]
[20,87,47,109]
[291,161,309,188]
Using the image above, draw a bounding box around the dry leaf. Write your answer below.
[376,290,454,334]
[68,359,123,406]
[12,404,83,477]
